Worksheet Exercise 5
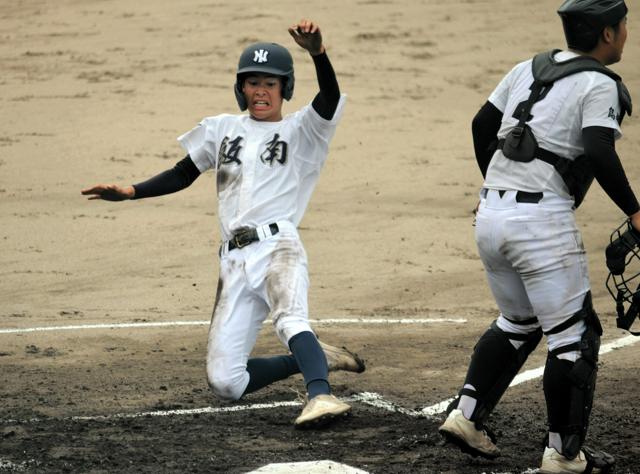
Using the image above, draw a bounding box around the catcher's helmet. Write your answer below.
[558,0,628,51]
[234,42,294,111]
[605,219,640,335]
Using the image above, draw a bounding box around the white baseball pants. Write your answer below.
[206,220,313,400]
[475,189,588,352]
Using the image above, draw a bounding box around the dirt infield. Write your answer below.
[2,0,640,472]
[1,325,639,473]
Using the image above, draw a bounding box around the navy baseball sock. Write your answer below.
[288,331,331,399]
[243,355,299,395]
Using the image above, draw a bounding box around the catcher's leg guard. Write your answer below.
[450,319,542,427]
[544,295,603,460]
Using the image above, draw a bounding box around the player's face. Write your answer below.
[604,17,628,65]
[243,74,283,122]
[611,17,628,64]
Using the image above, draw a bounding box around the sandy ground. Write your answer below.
[1,0,640,472]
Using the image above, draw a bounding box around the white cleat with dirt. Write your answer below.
[438,409,500,459]
[319,341,366,373]
[294,394,352,428]
[539,446,614,474]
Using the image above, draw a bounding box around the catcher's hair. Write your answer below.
[562,16,623,52]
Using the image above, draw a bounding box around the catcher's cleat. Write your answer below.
[539,446,615,474]
[438,409,500,459]
[319,341,366,373]
[294,394,351,428]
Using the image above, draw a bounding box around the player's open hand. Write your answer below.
[81,184,135,201]
[288,19,324,56]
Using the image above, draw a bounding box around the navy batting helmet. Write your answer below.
[558,0,628,51]
[234,42,295,111]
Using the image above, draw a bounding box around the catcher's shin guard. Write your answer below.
[452,320,542,427]
[544,296,602,460]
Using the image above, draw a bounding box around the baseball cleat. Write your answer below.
[539,446,614,474]
[438,409,500,459]
[319,341,366,373]
[294,394,352,428]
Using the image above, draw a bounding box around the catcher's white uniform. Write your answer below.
[178,96,346,400]
[478,51,623,352]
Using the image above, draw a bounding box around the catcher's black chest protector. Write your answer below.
[499,49,633,207]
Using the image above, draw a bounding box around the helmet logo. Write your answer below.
[253,49,269,63]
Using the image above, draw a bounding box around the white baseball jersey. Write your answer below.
[178,95,347,240]
[484,50,623,198]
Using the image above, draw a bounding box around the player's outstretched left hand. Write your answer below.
[81,183,135,201]
[288,19,324,56]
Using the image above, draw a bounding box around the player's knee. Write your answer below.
[546,291,601,355]
[207,375,245,401]
[206,366,247,401]
[546,315,588,357]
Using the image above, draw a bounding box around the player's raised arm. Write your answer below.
[288,19,324,55]
[288,19,340,120]
[81,155,201,201]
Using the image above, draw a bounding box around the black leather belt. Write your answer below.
[481,188,543,204]
[228,223,279,251]
[515,191,543,203]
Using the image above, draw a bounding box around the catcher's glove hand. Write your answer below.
[605,219,640,275]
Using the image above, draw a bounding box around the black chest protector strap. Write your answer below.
[532,49,632,122]
[499,49,633,208]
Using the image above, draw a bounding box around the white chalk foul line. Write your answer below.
[1,394,370,425]
[0,318,467,335]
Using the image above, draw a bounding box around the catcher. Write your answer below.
[438,1,636,472]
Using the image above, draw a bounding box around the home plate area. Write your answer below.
[3,387,630,474]
[0,323,638,473]
[0,394,537,473]
[248,460,368,473]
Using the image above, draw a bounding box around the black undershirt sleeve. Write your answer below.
[310,51,341,121]
[471,101,503,178]
[583,126,639,216]
[132,155,201,200]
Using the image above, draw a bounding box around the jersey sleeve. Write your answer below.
[581,77,623,138]
[177,118,218,172]
[488,63,522,113]
[296,93,347,167]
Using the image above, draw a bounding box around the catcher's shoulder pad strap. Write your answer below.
[617,81,632,120]
[532,49,621,83]
[532,49,631,123]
